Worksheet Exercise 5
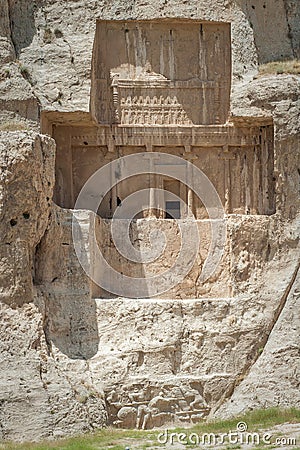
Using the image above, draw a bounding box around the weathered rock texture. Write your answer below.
[216,265,300,418]
[0,133,107,441]
[0,132,54,306]
[0,0,299,443]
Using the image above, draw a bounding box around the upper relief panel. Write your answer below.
[91,20,231,126]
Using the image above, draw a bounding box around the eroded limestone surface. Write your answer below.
[0,134,107,441]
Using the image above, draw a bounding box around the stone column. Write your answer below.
[219,145,235,214]
[144,144,159,218]
[149,156,156,218]
[105,143,117,218]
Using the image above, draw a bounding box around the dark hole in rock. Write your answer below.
[23,212,30,220]
[54,29,63,38]
[10,219,17,227]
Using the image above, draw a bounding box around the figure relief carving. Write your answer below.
[105,382,210,429]
[112,80,194,125]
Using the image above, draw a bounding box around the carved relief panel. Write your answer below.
[91,20,231,125]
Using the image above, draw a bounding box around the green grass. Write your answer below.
[258,59,300,76]
[191,407,300,434]
[0,408,299,450]
[0,429,158,450]
[0,120,30,132]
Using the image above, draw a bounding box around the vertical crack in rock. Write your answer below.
[212,260,300,415]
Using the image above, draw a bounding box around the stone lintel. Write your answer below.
[69,123,273,149]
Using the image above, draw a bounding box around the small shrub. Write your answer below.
[19,65,34,85]
[20,65,29,76]
[0,68,11,81]
[43,27,53,44]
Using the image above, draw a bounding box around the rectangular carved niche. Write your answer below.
[52,123,275,217]
[91,19,231,125]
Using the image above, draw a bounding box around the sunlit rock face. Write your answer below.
[0,0,299,441]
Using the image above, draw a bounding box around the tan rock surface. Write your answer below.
[0,133,106,441]
[0,0,298,116]
[215,266,300,418]
[0,132,54,306]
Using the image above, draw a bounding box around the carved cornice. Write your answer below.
[70,123,273,149]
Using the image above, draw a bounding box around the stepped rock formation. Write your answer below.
[0,0,299,442]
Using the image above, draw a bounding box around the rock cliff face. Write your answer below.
[0,133,54,307]
[0,0,299,442]
[0,134,107,440]
[216,265,300,418]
